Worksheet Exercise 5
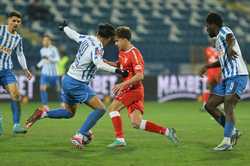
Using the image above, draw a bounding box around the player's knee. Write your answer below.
[108,105,116,112]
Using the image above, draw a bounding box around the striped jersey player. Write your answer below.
[0,11,32,135]
[200,13,249,151]
[37,35,61,108]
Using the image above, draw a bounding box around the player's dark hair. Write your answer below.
[97,23,115,38]
[7,11,22,19]
[206,12,223,28]
[115,26,131,41]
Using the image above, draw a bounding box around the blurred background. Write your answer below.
[0,0,250,102]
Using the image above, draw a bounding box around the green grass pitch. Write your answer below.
[0,101,250,166]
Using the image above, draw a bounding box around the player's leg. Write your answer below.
[26,103,76,128]
[107,99,127,148]
[129,105,179,144]
[40,75,49,109]
[214,76,248,151]
[41,75,76,119]
[79,96,106,136]
[26,75,79,128]
[71,95,107,148]
[5,83,27,134]
[204,94,225,127]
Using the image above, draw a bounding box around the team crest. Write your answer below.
[95,47,103,57]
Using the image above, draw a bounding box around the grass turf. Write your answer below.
[0,101,250,166]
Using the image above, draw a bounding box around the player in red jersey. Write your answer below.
[201,45,221,109]
[106,26,179,148]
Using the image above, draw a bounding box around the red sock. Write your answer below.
[109,111,124,138]
[140,120,168,135]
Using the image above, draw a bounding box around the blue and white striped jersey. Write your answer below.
[67,34,104,82]
[0,25,27,70]
[215,26,248,79]
[40,45,60,76]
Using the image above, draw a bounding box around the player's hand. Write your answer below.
[115,69,129,78]
[112,82,126,95]
[199,66,207,77]
[58,20,68,31]
[227,48,238,59]
[24,69,33,80]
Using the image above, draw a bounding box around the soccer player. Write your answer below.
[0,11,32,134]
[200,13,249,151]
[107,26,179,148]
[25,22,128,148]
[36,35,61,109]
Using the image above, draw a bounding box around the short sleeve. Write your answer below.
[130,50,144,73]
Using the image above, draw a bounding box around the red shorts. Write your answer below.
[115,87,144,115]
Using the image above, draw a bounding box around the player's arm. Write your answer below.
[58,21,82,43]
[16,39,32,80]
[92,54,128,77]
[226,33,237,59]
[120,72,144,87]
[103,59,119,67]
[199,61,221,77]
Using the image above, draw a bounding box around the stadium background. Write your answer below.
[1,0,250,102]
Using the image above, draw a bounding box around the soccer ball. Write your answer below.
[82,130,94,145]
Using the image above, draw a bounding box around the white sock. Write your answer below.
[232,128,236,135]
[13,123,20,128]
[117,138,125,143]
[223,137,231,144]
[139,120,147,130]
[165,128,169,136]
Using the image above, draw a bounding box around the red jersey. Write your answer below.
[204,47,219,65]
[204,47,221,84]
[118,47,144,90]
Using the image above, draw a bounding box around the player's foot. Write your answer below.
[107,139,127,148]
[166,128,179,144]
[231,129,241,146]
[13,124,27,134]
[25,107,48,128]
[213,142,232,151]
[71,134,84,149]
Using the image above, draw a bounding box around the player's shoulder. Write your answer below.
[81,35,102,48]
[219,26,233,36]
[130,47,142,57]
